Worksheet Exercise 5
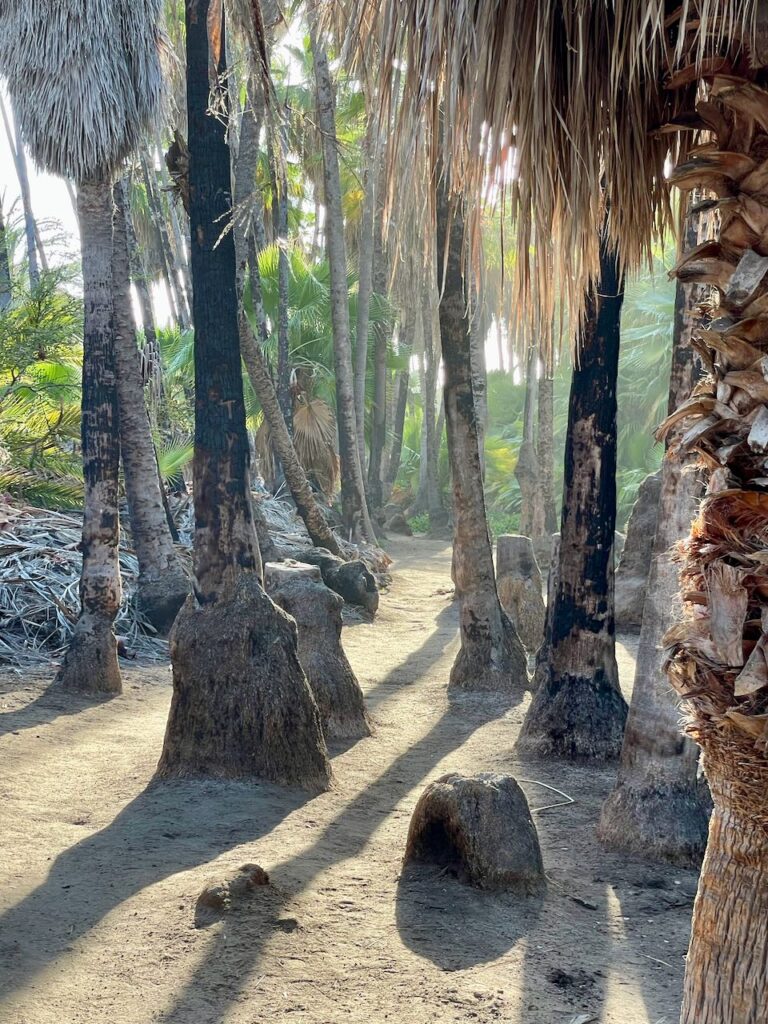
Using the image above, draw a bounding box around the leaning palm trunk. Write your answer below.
[112,180,189,633]
[519,227,627,759]
[54,179,122,694]
[436,175,527,693]
[309,10,375,542]
[654,77,768,1023]
[157,0,330,791]
[598,232,709,865]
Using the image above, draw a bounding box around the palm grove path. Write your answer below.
[0,537,698,1024]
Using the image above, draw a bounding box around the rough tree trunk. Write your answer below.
[158,0,330,790]
[537,372,558,535]
[272,119,292,433]
[436,177,527,693]
[367,199,388,513]
[384,306,414,498]
[423,280,445,530]
[0,204,11,310]
[55,177,122,696]
[354,115,377,471]
[598,233,709,864]
[655,76,768,1022]
[516,342,545,540]
[519,228,627,759]
[309,13,374,542]
[140,154,187,328]
[112,181,190,633]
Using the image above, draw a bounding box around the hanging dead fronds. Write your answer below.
[338,0,761,342]
[0,0,165,183]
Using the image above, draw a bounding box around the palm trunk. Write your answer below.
[517,342,544,539]
[54,177,121,696]
[0,95,43,287]
[652,76,768,1022]
[140,154,188,329]
[354,115,377,471]
[384,306,414,497]
[158,0,330,790]
[366,203,388,513]
[598,219,709,865]
[124,181,164,411]
[423,281,445,529]
[519,226,627,759]
[309,14,375,542]
[153,130,193,305]
[112,180,189,633]
[0,203,11,310]
[436,176,527,693]
[270,119,292,432]
[537,370,558,535]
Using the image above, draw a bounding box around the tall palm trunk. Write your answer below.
[140,154,188,328]
[537,369,558,535]
[112,181,189,633]
[153,130,193,304]
[517,342,545,539]
[354,115,377,470]
[519,226,627,759]
[309,13,375,542]
[0,96,43,287]
[436,175,527,693]
[598,216,709,866]
[652,77,768,1023]
[0,204,11,310]
[423,280,445,528]
[384,306,414,497]
[158,0,330,790]
[124,190,163,403]
[270,118,292,432]
[367,202,388,512]
[55,178,122,695]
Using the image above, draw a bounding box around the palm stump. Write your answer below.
[496,534,546,651]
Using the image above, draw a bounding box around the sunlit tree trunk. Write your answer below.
[309,12,375,541]
[519,226,627,759]
[354,114,377,471]
[537,369,558,535]
[158,0,330,790]
[384,307,414,499]
[0,203,11,310]
[598,217,709,865]
[55,178,122,695]
[140,153,188,328]
[517,342,545,539]
[112,180,189,633]
[367,201,389,513]
[0,95,44,287]
[423,280,445,528]
[436,175,527,693]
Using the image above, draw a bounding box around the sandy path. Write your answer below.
[0,537,697,1024]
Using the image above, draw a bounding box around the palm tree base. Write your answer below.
[448,612,528,695]
[54,613,122,696]
[157,573,332,791]
[137,570,190,634]
[598,779,710,867]
[518,671,627,761]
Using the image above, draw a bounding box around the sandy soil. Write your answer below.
[0,537,698,1024]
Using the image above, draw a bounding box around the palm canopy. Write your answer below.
[0,0,164,182]
[341,0,761,338]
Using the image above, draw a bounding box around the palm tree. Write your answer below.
[436,171,527,692]
[308,7,375,542]
[598,209,710,865]
[156,0,330,790]
[519,223,628,759]
[345,3,768,1018]
[0,0,165,695]
[111,180,190,632]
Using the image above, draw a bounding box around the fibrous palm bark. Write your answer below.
[309,10,375,542]
[157,0,330,790]
[598,227,709,865]
[112,180,189,633]
[519,228,627,759]
[656,77,768,1022]
[437,176,527,693]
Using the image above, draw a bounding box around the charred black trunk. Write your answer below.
[519,229,627,759]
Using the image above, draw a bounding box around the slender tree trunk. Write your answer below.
[598,217,709,865]
[112,181,189,633]
[354,116,377,471]
[423,281,445,529]
[270,118,292,432]
[517,342,544,539]
[436,176,527,693]
[154,130,193,307]
[384,307,414,497]
[537,370,558,535]
[55,177,122,695]
[519,227,627,759]
[367,202,388,512]
[124,182,164,407]
[158,0,330,790]
[141,154,188,328]
[469,291,487,464]
[309,14,375,542]
[0,96,42,287]
[0,204,11,310]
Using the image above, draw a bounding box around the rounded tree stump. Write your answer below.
[404,772,545,892]
[280,547,380,617]
[265,562,371,741]
[495,535,546,651]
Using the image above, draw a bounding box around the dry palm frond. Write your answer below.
[256,394,340,500]
[338,0,761,344]
[0,0,164,182]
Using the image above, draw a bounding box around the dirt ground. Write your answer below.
[0,536,698,1024]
